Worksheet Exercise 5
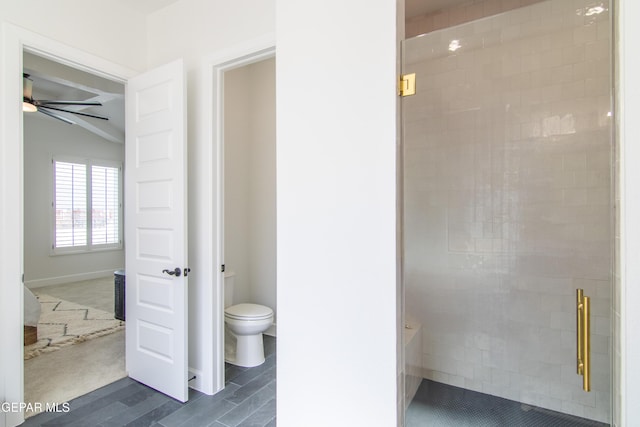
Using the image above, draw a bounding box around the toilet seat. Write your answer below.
[225,303,273,321]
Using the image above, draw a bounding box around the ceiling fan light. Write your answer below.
[23,101,37,113]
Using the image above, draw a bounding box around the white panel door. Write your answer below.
[125,59,188,402]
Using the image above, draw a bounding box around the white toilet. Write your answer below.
[224,272,274,367]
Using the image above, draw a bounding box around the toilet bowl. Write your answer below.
[223,272,274,367]
[224,303,273,367]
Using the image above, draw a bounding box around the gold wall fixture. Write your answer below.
[399,73,416,97]
[576,289,591,392]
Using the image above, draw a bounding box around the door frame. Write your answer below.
[0,22,135,427]
[203,34,274,391]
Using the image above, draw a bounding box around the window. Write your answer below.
[91,165,120,246]
[53,158,122,253]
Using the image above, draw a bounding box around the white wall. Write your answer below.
[224,65,252,305]
[23,116,124,287]
[224,59,277,319]
[145,0,275,69]
[0,1,147,72]
[276,1,398,426]
[247,59,277,317]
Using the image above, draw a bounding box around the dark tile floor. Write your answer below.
[23,339,610,427]
[22,336,276,427]
[406,379,609,427]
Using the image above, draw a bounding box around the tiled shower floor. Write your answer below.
[407,380,609,427]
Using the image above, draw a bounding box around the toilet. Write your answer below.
[224,272,274,367]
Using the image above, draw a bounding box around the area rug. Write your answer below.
[24,294,125,360]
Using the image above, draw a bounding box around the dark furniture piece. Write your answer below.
[114,270,125,321]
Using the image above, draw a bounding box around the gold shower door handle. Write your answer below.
[576,289,591,392]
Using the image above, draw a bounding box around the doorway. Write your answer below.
[221,56,277,369]
[0,24,139,426]
[222,56,277,330]
[21,51,126,416]
[402,0,615,424]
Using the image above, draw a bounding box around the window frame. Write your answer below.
[50,155,123,255]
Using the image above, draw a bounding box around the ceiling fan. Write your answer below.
[22,73,109,124]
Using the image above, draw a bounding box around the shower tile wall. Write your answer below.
[403,0,611,423]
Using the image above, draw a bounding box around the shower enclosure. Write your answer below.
[402,0,613,424]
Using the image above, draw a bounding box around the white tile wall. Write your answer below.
[403,0,612,422]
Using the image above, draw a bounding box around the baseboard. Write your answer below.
[265,323,277,337]
[188,367,204,392]
[25,269,121,289]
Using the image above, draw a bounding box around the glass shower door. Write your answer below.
[402,0,613,424]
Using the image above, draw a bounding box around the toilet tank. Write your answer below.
[224,271,235,308]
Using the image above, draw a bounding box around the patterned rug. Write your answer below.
[24,294,125,360]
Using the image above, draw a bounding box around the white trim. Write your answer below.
[618,1,640,425]
[199,33,275,396]
[187,367,204,392]
[0,22,135,427]
[202,32,275,69]
[24,269,118,289]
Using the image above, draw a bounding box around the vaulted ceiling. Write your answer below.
[23,52,125,144]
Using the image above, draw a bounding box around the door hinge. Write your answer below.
[399,73,416,97]
[221,264,226,273]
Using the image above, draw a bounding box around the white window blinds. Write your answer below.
[53,159,121,252]
[91,165,120,245]
[54,161,87,248]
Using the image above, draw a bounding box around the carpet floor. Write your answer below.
[24,294,124,360]
[24,278,126,418]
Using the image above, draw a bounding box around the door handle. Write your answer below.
[162,267,182,277]
[576,289,591,392]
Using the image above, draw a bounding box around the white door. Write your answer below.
[125,59,189,402]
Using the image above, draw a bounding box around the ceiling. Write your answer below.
[111,0,179,14]
[406,0,472,18]
[23,52,125,144]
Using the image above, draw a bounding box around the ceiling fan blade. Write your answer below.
[23,74,34,99]
[39,105,109,121]
[38,108,75,125]
[38,100,103,106]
